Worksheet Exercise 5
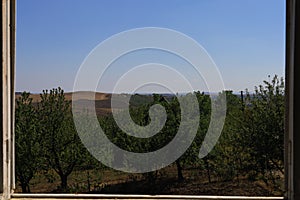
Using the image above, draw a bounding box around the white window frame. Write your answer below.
[1,0,296,199]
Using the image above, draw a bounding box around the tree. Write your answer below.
[211,91,245,181]
[15,92,41,193]
[243,75,284,184]
[38,87,84,191]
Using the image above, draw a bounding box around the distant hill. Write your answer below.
[15,91,112,102]
[15,92,153,116]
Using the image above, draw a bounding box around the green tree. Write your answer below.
[211,91,244,181]
[171,92,204,182]
[15,92,41,193]
[243,75,284,184]
[38,87,84,191]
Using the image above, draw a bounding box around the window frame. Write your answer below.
[1,0,297,199]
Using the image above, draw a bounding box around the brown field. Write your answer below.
[15,91,112,102]
[15,91,114,115]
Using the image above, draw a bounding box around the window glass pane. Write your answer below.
[16,0,285,195]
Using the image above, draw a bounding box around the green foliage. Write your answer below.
[38,87,86,191]
[209,91,244,181]
[15,92,41,193]
[243,75,284,185]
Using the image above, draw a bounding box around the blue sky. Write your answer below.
[16,0,285,93]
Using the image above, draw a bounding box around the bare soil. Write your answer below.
[14,166,284,196]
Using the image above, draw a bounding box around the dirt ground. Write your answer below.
[14,166,284,196]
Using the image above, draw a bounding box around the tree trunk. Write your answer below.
[60,174,68,191]
[27,184,31,193]
[204,159,211,183]
[19,175,30,193]
[87,171,91,192]
[176,160,184,182]
[21,182,28,193]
